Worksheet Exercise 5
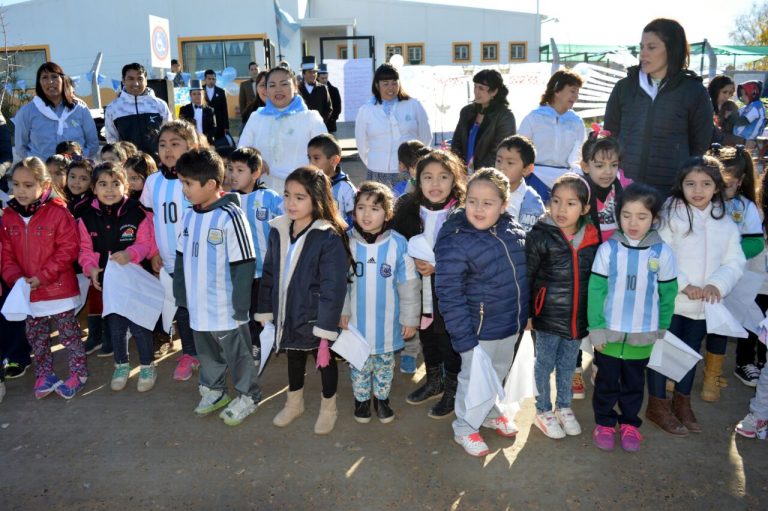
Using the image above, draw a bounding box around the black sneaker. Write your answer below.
[354,399,371,424]
[734,364,760,388]
[374,398,395,424]
[4,362,28,379]
[83,339,102,356]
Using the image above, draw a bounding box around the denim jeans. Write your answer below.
[534,331,581,412]
[107,314,155,366]
[647,314,707,398]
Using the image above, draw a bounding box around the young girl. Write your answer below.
[435,168,529,457]
[391,150,466,419]
[140,120,200,381]
[647,156,745,436]
[0,157,86,399]
[124,152,158,201]
[527,173,599,439]
[256,167,350,435]
[77,163,158,392]
[66,158,94,218]
[341,182,421,424]
[588,183,678,452]
[100,143,127,164]
[45,154,69,197]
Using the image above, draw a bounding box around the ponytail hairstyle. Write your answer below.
[665,155,726,234]
[581,125,622,164]
[709,143,756,204]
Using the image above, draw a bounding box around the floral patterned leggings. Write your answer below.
[350,352,395,401]
[26,310,87,379]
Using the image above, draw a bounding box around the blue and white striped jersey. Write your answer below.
[331,171,357,227]
[140,172,191,274]
[240,187,283,278]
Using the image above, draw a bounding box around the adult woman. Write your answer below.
[604,18,713,193]
[240,71,268,124]
[238,66,326,193]
[355,64,432,188]
[451,69,516,171]
[14,62,99,159]
[518,69,585,202]
[708,75,744,145]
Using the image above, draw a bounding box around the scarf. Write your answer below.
[258,95,308,119]
[8,189,52,217]
[159,163,178,180]
[31,96,77,136]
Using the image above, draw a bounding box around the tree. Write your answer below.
[731,2,768,45]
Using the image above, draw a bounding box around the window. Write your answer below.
[0,45,49,85]
[337,45,358,59]
[509,42,528,62]
[452,42,471,63]
[179,35,265,78]
[385,44,404,62]
[386,43,424,65]
[481,42,499,62]
[407,44,424,65]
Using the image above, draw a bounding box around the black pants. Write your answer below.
[248,279,263,355]
[420,321,461,374]
[592,351,649,428]
[0,281,31,367]
[287,349,338,398]
[737,294,768,368]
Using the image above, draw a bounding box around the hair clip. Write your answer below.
[734,144,746,156]
[709,143,722,156]
[589,123,611,140]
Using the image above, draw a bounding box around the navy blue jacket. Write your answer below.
[435,210,529,353]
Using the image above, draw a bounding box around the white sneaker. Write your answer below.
[194,386,231,416]
[454,433,490,457]
[110,363,130,391]
[482,415,518,437]
[137,364,157,392]
[535,411,566,439]
[556,407,582,436]
[219,395,257,426]
[0,381,5,403]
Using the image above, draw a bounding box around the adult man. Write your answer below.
[298,56,332,124]
[317,64,341,133]
[171,59,186,87]
[179,79,216,145]
[238,61,260,120]
[104,62,173,155]
[204,69,230,141]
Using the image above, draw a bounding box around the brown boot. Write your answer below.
[672,391,701,433]
[701,352,727,402]
[645,395,688,436]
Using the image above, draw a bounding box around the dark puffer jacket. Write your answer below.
[435,210,528,353]
[451,102,516,170]
[604,66,713,193]
[526,217,599,340]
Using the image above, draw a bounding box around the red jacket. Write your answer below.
[1,197,80,302]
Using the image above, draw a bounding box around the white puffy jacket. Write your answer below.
[658,200,745,320]
[355,98,432,174]
[518,105,585,170]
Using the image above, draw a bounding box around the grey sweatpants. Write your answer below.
[193,324,262,401]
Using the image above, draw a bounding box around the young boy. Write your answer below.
[495,135,545,232]
[307,133,356,226]
[172,148,261,426]
[227,146,283,364]
[734,80,767,150]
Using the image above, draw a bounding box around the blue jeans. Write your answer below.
[106,314,154,366]
[647,314,709,397]
[534,331,581,412]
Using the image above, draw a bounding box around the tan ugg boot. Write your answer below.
[701,352,727,403]
[314,394,338,435]
[273,389,304,427]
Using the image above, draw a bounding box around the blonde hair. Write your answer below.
[468,167,510,202]
[12,157,50,184]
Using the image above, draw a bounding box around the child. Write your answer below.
[435,168,529,457]
[734,81,766,149]
[588,183,678,452]
[527,173,599,439]
[394,140,430,199]
[307,133,356,227]
[101,143,127,164]
[391,150,466,419]
[228,146,283,363]
[140,120,200,381]
[66,158,94,218]
[494,135,545,232]
[172,148,261,425]
[124,152,158,201]
[218,146,236,193]
[0,157,87,399]
[341,182,421,424]
[256,167,350,435]
[647,156,745,436]
[45,154,69,197]
[77,162,159,392]
[718,100,740,139]
[116,141,139,159]
[55,140,82,158]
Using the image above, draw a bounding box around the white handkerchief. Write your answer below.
[647,331,703,382]
[407,234,435,265]
[75,273,90,314]
[705,302,748,339]
[159,268,178,334]
[464,345,505,430]
[258,321,275,375]
[1,279,32,321]
[502,332,538,407]
[331,324,370,371]
[102,260,164,331]
[723,271,766,334]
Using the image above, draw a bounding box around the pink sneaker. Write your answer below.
[173,354,200,381]
[592,425,616,451]
[482,415,518,437]
[619,424,643,452]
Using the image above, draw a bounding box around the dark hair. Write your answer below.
[371,64,411,103]
[204,69,216,78]
[115,141,138,159]
[397,140,431,169]
[176,148,224,186]
[159,119,201,149]
[307,133,342,159]
[643,18,690,79]
[171,59,179,66]
[665,155,726,234]
[552,172,590,208]
[473,69,509,108]
[248,61,258,68]
[67,158,94,177]
[496,135,536,167]
[414,150,467,205]
[121,63,147,79]
[55,140,82,157]
[46,154,70,169]
[265,66,298,89]
[709,144,757,204]
[708,75,735,114]
[581,133,622,163]
[540,69,583,106]
[92,161,128,187]
[101,143,127,163]
[285,166,349,235]
[124,152,158,182]
[616,182,663,221]
[467,167,511,202]
[35,62,75,109]
[216,145,236,161]
[354,181,395,220]
[229,146,263,174]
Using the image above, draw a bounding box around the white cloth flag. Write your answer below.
[723,271,766,335]
[501,332,538,409]
[1,279,32,321]
[331,324,370,371]
[705,302,748,338]
[159,268,178,334]
[407,234,436,265]
[647,330,704,382]
[102,260,163,331]
[75,273,90,314]
[258,321,275,375]
[464,344,505,430]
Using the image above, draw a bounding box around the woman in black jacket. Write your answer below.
[451,69,516,172]
[604,18,712,194]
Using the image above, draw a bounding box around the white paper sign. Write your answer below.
[464,344,505,430]
[258,321,275,375]
[148,15,171,69]
[705,302,749,339]
[331,324,370,371]
[647,331,704,382]
[723,271,766,334]
[102,260,163,331]
[1,279,32,321]
[159,268,177,334]
[323,58,373,123]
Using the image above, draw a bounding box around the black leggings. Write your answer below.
[737,294,768,368]
[287,349,338,398]
[420,323,461,374]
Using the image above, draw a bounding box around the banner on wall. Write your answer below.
[148,15,171,69]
